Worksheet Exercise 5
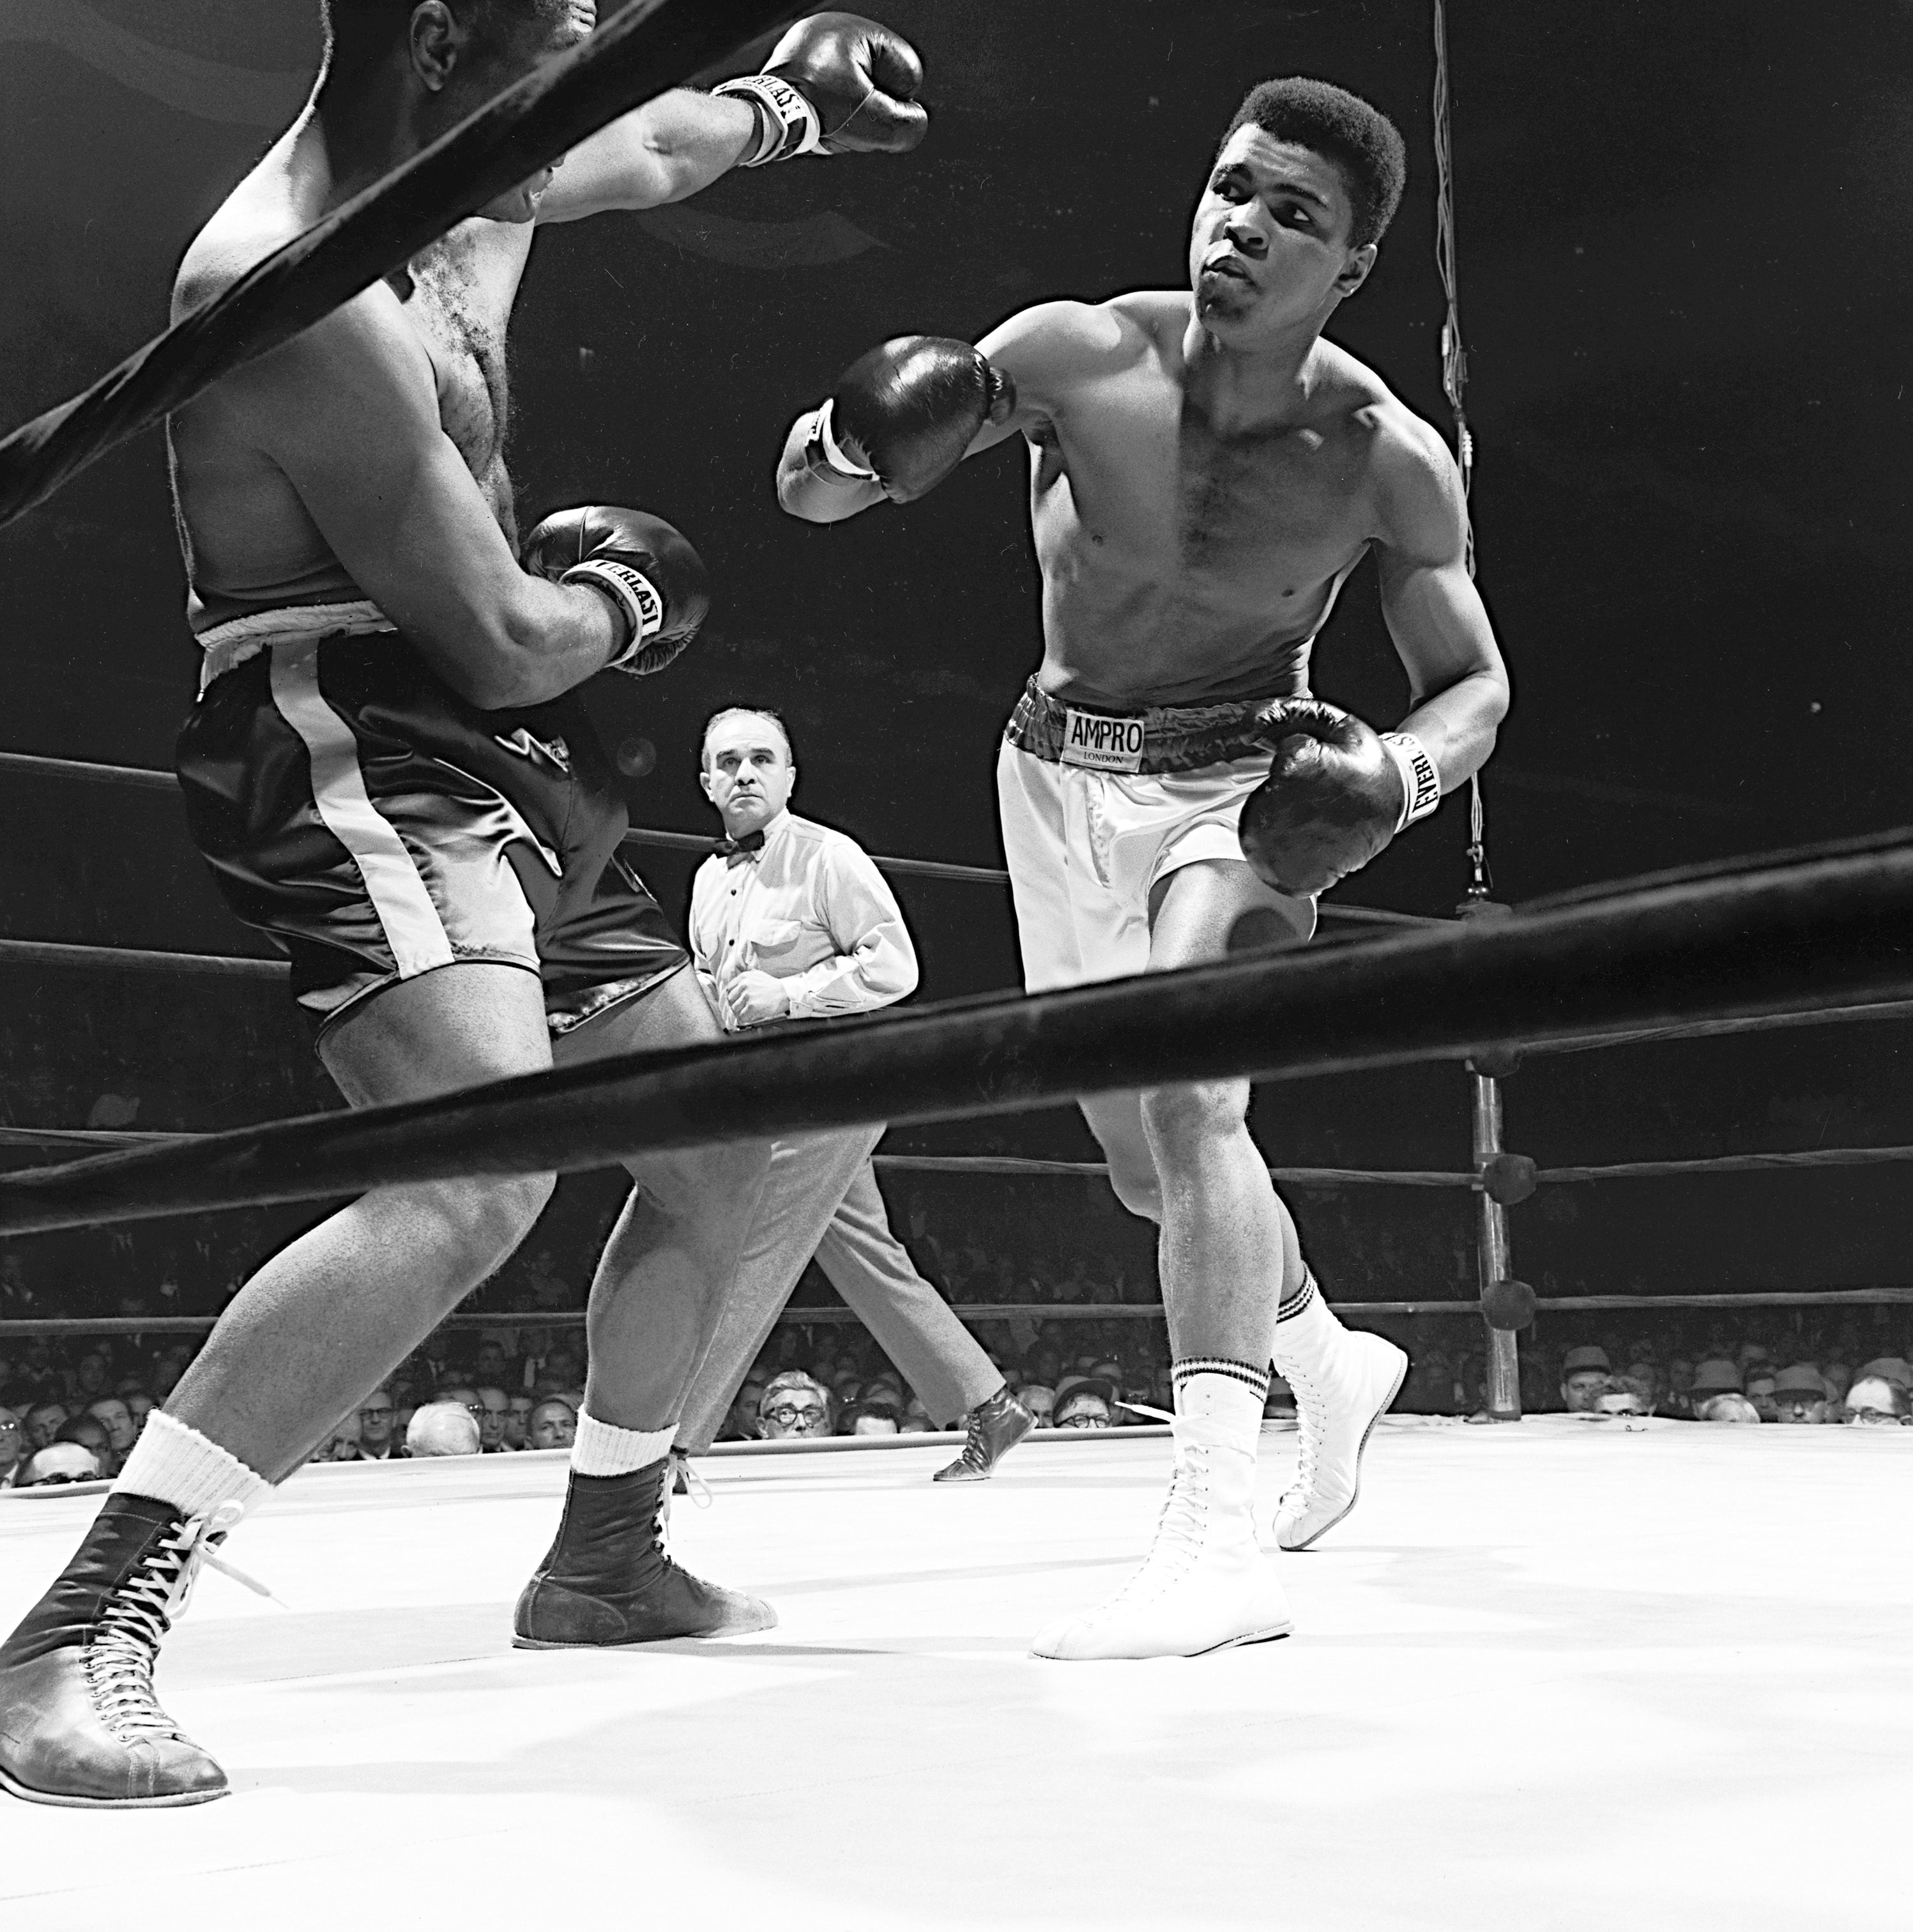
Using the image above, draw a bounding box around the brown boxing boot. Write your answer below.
[512,1459,774,1649]
[932,1385,1035,1483]
[0,1495,239,1807]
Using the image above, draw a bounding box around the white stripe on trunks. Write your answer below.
[267,636,454,981]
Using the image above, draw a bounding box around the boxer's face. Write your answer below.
[1190,130,1374,342]
[412,2,596,223]
[703,715,796,836]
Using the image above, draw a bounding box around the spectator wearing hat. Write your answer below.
[1771,1367,1829,1425]
[1854,1356,1912,1398]
[1559,1346,1613,1413]
[1686,1358,1742,1417]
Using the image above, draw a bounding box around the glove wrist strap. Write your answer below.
[561,559,662,669]
[713,75,824,164]
[1380,730,1442,832]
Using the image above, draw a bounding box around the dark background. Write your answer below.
[1,0,1910,1315]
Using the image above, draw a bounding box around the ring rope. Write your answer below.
[0,0,802,528]
[4,1284,1910,1344]
[3,827,1913,1237]
[10,1130,1913,1192]
[0,746,1443,924]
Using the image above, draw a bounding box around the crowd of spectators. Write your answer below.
[4,1298,1909,1488]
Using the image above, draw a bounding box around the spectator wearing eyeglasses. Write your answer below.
[354,1388,399,1460]
[17,1443,102,1487]
[757,1371,833,1440]
[1053,1389,1114,1430]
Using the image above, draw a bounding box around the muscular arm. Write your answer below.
[211,282,620,709]
[534,89,758,222]
[775,300,1120,523]
[1371,415,1511,788]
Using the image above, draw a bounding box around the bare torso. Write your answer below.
[168,120,534,631]
[1014,291,1405,708]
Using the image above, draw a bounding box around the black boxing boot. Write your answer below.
[0,1495,239,1807]
[932,1385,1035,1483]
[512,1459,774,1648]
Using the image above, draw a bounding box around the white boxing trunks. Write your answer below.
[996,678,1316,994]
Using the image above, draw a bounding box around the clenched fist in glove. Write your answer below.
[810,335,1017,502]
[522,507,710,677]
[713,15,928,165]
[1238,699,1442,896]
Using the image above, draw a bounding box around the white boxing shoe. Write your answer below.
[1270,1323,1408,1552]
[1030,1411,1293,1660]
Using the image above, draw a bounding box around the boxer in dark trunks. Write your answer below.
[0,2,925,1807]
[777,78,1510,1658]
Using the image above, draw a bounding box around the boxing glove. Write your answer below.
[522,507,709,677]
[1238,699,1440,896]
[816,336,1017,502]
[713,14,927,165]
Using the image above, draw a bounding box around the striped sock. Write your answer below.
[1276,1266,1319,1325]
[1172,1356,1272,1405]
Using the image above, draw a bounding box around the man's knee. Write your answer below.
[417,1170,555,1271]
[1106,1157,1163,1222]
[1140,1080,1249,1164]
[627,1135,770,1222]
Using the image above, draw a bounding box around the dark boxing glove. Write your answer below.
[807,335,1017,502]
[1238,699,1442,896]
[713,13,927,165]
[522,507,709,677]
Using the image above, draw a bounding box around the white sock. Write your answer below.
[1171,1368,1266,1455]
[570,1409,673,1478]
[111,1411,271,1523]
[1270,1268,1348,1372]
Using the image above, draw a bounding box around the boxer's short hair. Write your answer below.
[1221,77,1406,249]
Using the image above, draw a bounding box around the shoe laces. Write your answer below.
[659,1452,713,1551]
[1094,1427,1214,1614]
[86,1501,255,1744]
[1282,1365,1328,1510]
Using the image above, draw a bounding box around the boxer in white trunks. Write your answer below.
[775,77,1510,1658]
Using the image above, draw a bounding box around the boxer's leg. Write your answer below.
[174,963,558,1478]
[514,966,781,1647]
[0,963,557,1806]
[1141,861,1406,1557]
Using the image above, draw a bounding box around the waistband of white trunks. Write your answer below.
[194,599,396,697]
[1003,675,1305,776]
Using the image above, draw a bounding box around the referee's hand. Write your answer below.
[724,970,791,1028]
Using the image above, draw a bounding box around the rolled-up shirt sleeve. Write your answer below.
[782,841,918,1020]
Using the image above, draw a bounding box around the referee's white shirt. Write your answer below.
[689,809,917,1031]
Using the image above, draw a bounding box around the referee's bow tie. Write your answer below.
[715,829,765,864]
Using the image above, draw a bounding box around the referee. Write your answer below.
[674,708,1033,1480]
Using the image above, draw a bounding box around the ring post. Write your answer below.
[1470,1068,1522,1419]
